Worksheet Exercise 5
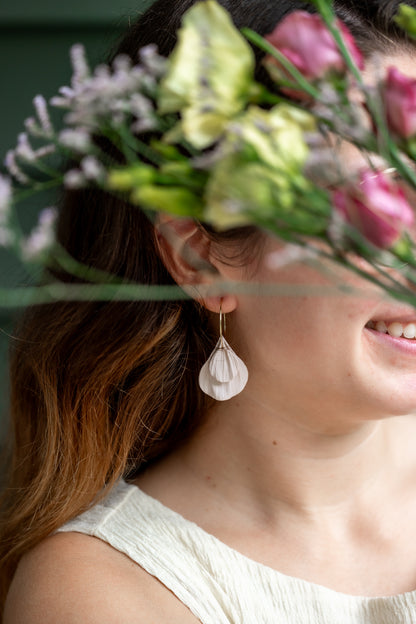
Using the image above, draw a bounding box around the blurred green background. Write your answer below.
[0,0,154,440]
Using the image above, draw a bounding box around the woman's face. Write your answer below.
[217,51,416,427]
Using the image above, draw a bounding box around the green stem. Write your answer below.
[387,141,416,187]
[312,0,364,84]
[12,178,63,203]
[108,124,164,167]
[264,228,416,307]
[52,244,127,285]
[0,278,400,309]
[0,282,188,308]
[241,28,321,100]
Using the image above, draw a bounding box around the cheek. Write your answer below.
[236,288,378,374]
[229,238,384,365]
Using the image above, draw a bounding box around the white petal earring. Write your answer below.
[198,305,248,401]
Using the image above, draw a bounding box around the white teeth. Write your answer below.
[404,323,416,339]
[375,321,387,334]
[369,320,416,339]
[388,322,403,338]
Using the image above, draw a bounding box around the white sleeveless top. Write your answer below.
[56,479,416,623]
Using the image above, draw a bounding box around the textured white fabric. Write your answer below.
[56,479,416,623]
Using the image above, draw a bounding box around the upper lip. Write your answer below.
[367,304,416,325]
[370,317,416,324]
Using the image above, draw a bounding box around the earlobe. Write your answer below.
[201,295,237,314]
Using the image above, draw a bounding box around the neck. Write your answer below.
[179,395,413,522]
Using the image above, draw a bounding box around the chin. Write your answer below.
[353,382,416,421]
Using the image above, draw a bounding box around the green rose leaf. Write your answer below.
[158,0,255,148]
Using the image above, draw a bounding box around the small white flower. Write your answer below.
[81,156,105,181]
[59,86,75,98]
[13,132,55,168]
[94,64,111,81]
[50,86,75,109]
[59,129,91,152]
[130,93,152,115]
[70,44,91,89]
[64,169,86,189]
[15,133,36,162]
[4,151,30,185]
[0,174,12,216]
[0,175,13,246]
[50,96,69,108]
[24,116,44,137]
[130,117,157,133]
[49,45,161,131]
[21,207,57,261]
[139,44,167,77]
[267,244,317,270]
[33,95,53,137]
[35,144,56,159]
[112,54,132,74]
[0,227,13,247]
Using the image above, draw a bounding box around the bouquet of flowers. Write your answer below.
[3,0,416,306]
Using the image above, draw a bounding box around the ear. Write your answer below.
[155,214,237,314]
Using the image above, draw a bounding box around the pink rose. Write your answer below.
[384,66,416,138]
[265,11,364,81]
[332,170,414,248]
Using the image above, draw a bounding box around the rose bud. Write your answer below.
[265,10,364,81]
[384,66,416,138]
[332,170,414,249]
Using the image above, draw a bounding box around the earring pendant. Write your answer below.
[198,335,248,401]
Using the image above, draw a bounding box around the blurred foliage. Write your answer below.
[0,0,154,440]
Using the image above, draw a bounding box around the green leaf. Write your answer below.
[395,3,416,39]
[158,0,255,148]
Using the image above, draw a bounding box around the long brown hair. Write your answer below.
[0,0,414,611]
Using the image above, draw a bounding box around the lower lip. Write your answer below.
[364,327,416,355]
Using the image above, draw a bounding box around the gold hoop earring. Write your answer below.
[198,303,248,401]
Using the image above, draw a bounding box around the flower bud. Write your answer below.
[332,170,414,249]
[384,67,416,139]
[265,11,363,81]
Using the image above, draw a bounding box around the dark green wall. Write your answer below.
[0,0,154,438]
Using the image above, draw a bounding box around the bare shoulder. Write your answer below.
[4,531,199,624]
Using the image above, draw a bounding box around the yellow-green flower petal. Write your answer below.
[131,185,203,218]
[235,104,315,170]
[158,0,254,148]
[107,164,156,191]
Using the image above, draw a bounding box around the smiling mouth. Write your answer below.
[365,320,416,340]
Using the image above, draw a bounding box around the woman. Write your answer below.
[3,0,416,621]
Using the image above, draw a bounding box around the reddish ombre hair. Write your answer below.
[1,0,415,612]
[0,188,218,606]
